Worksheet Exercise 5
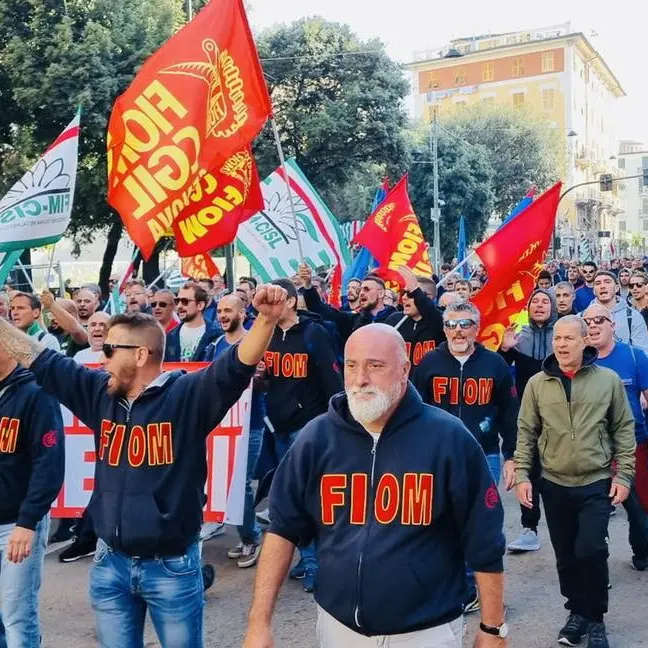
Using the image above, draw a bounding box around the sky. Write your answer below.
[248,0,648,146]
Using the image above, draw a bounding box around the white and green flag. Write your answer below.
[236,159,350,280]
[0,110,80,253]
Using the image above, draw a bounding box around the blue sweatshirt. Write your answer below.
[269,385,505,636]
[0,366,65,529]
[29,346,255,556]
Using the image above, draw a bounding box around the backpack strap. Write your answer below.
[626,307,634,347]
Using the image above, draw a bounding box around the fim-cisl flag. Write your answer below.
[472,182,562,351]
[0,110,80,252]
[107,0,271,260]
[352,175,432,281]
[236,159,351,280]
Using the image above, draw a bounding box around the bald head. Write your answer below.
[218,294,245,311]
[217,293,246,333]
[57,299,79,318]
[344,324,410,431]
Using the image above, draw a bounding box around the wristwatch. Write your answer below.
[479,621,509,638]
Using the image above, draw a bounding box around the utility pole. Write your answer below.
[430,105,441,273]
[187,0,193,20]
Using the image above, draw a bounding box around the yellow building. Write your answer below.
[406,22,625,258]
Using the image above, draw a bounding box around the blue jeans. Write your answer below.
[275,430,317,570]
[466,454,501,599]
[0,516,50,648]
[238,427,263,544]
[90,539,204,648]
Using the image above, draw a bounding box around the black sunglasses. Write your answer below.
[150,301,169,308]
[102,343,141,359]
[444,318,476,330]
[630,283,645,289]
[174,297,196,306]
[583,316,612,327]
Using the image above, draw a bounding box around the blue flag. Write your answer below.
[499,189,535,229]
[342,184,387,292]
[457,215,468,278]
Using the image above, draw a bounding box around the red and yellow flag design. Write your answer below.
[181,253,221,280]
[352,176,432,279]
[473,182,562,350]
[106,0,271,259]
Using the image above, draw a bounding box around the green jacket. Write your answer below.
[515,347,636,488]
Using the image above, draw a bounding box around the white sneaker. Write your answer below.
[256,508,270,525]
[200,522,226,542]
[237,543,261,568]
[227,542,244,559]
[507,528,540,552]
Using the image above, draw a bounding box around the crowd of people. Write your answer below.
[0,254,647,647]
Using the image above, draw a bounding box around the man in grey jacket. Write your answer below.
[586,271,648,352]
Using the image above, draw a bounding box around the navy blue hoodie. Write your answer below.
[269,385,505,636]
[413,343,519,459]
[0,366,65,529]
[29,346,254,556]
[264,312,343,434]
[164,320,223,362]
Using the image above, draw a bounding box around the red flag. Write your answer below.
[328,264,342,308]
[353,176,432,277]
[181,253,221,281]
[473,182,562,351]
[107,0,271,259]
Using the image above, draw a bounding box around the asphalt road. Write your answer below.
[39,489,648,647]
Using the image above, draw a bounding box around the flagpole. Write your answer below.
[45,244,57,288]
[16,259,36,292]
[436,251,477,288]
[270,116,304,260]
[146,257,179,290]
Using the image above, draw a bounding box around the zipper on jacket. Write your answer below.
[458,364,464,420]
[354,435,379,629]
[115,398,134,542]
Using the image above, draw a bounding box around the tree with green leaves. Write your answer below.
[0,0,184,291]
[442,103,565,218]
[408,124,495,260]
[254,17,411,222]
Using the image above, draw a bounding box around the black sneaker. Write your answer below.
[586,622,609,648]
[58,537,96,563]
[202,564,215,592]
[632,555,648,571]
[51,520,76,543]
[558,613,589,646]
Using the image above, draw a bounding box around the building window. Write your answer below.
[455,100,468,110]
[643,220,648,232]
[428,75,439,89]
[618,158,625,169]
[643,157,648,169]
[542,89,555,111]
[454,68,467,85]
[482,62,494,82]
[513,92,525,108]
[541,52,555,72]
[512,57,524,77]
[619,221,626,232]
[481,96,495,106]
[644,199,648,216]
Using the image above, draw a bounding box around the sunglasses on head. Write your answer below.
[174,297,195,306]
[102,343,142,359]
[583,316,612,326]
[150,300,169,308]
[443,318,476,330]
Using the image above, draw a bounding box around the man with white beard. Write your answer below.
[243,324,508,648]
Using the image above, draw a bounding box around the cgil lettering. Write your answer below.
[321,472,434,526]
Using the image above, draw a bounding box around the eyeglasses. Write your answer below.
[150,301,169,308]
[583,316,612,327]
[102,343,142,358]
[630,283,645,289]
[443,318,476,330]
[174,297,196,306]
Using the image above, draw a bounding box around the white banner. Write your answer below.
[236,158,350,281]
[0,110,80,252]
[51,367,251,526]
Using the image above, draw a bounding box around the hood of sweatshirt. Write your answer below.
[515,288,558,360]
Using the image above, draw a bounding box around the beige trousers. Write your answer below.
[316,606,464,648]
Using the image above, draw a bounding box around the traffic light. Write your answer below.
[599,174,613,192]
